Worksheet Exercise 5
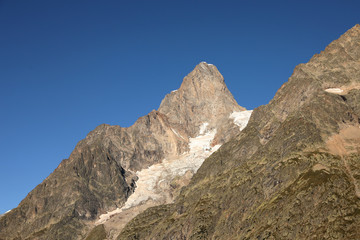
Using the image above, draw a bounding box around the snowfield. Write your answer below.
[97,124,220,224]
[97,110,253,224]
[229,110,253,131]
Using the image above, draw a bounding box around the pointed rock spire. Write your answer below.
[185,61,224,82]
[158,62,245,137]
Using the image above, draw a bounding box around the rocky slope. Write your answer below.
[0,63,246,240]
[117,25,360,239]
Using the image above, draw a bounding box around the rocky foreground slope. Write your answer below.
[117,25,360,239]
[0,63,247,239]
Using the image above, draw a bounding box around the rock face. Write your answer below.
[0,62,245,239]
[117,25,360,239]
[159,62,244,142]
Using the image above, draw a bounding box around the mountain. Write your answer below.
[0,62,248,239]
[117,25,360,239]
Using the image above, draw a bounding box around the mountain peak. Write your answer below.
[185,61,224,84]
[158,62,244,137]
[177,62,225,95]
[195,61,216,72]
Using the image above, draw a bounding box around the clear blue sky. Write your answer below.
[0,0,359,214]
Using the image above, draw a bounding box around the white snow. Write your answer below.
[97,123,220,224]
[199,122,209,135]
[97,208,121,223]
[200,61,213,66]
[171,128,185,140]
[229,110,253,131]
[0,210,11,219]
[325,88,343,94]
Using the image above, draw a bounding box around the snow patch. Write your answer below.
[200,61,213,66]
[199,122,209,135]
[0,210,11,219]
[325,88,343,94]
[229,110,253,131]
[122,129,219,211]
[97,125,220,224]
[97,208,121,224]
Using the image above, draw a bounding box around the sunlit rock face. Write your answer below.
[117,25,360,240]
[0,61,249,240]
[158,62,245,140]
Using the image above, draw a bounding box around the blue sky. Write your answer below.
[0,0,359,214]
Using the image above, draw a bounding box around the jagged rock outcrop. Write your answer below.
[158,62,244,143]
[0,62,245,240]
[117,25,360,239]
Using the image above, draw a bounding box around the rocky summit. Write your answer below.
[117,24,360,239]
[0,62,248,239]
